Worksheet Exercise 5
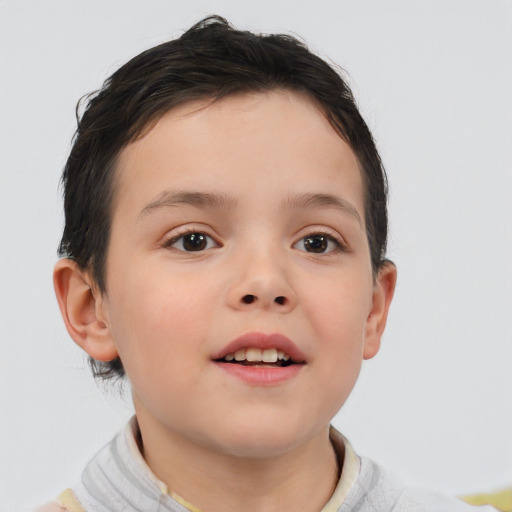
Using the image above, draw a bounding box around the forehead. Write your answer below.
[114,90,364,217]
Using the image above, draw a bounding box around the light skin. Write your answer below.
[54,90,396,512]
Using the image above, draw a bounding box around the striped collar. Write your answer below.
[65,416,360,512]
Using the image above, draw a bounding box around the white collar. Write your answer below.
[72,416,360,512]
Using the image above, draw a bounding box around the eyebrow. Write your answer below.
[138,190,238,220]
[138,190,362,226]
[282,192,363,226]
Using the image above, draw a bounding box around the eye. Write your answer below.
[167,231,218,252]
[294,233,342,254]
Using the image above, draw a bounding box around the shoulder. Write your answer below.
[35,504,67,512]
[35,489,87,512]
[342,456,498,512]
[396,487,499,512]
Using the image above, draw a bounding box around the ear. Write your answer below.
[53,259,118,362]
[363,261,397,360]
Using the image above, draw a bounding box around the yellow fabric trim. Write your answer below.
[56,489,87,512]
[170,491,203,512]
[126,417,170,495]
[321,427,360,512]
[461,488,512,512]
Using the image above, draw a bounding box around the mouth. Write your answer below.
[212,332,306,369]
[212,333,305,385]
[214,347,297,368]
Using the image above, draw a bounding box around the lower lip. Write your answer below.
[213,362,304,385]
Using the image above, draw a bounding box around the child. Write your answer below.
[43,15,496,512]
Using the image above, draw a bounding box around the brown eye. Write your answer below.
[304,235,328,253]
[170,232,216,252]
[183,233,207,251]
[294,233,341,253]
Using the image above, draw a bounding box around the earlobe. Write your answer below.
[363,261,397,360]
[53,259,118,362]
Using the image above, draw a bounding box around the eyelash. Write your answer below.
[163,228,220,252]
[162,228,346,254]
[293,231,346,254]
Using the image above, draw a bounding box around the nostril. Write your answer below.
[240,295,288,306]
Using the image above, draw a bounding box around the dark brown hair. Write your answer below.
[58,15,389,380]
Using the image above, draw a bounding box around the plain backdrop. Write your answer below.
[0,1,511,510]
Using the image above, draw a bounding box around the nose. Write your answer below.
[225,250,298,313]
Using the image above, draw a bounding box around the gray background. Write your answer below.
[0,1,511,510]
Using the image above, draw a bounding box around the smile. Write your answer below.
[219,347,293,366]
[212,332,306,364]
[212,333,306,385]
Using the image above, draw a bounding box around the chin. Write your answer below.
[217,434,300,459]
[204,413,316,459]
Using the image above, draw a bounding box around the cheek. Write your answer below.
[106,277,212,421]
[106,269,213,373]
[303,272,372,343]
[306,283,371,413]
[300,270,373,397]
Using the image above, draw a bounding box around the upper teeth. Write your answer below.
[224,348,291,363]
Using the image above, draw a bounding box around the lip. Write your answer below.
[211,332,307,363]
[213,361,304,385]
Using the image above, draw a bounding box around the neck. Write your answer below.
[136,414,340,512]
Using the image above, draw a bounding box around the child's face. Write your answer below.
[95,91,393,457]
